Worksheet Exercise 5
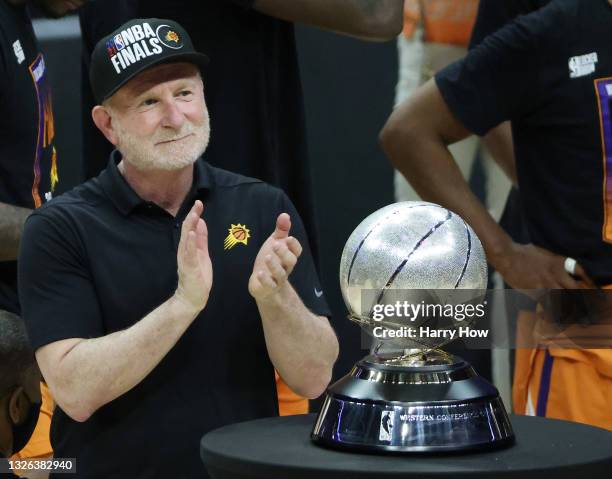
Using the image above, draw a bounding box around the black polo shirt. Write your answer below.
[436,0,612,284]
[18,153,330,478]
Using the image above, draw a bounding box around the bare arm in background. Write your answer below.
[481,121,518,186]
[380,79,594,290]
[0,203,32,261]
[253,0,404,41]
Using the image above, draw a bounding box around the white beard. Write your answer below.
[114,109,211,171]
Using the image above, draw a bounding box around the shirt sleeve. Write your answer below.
[436,4,562,136]
[469,0,543,49]
[18,211,105,351]
[274,190,331,318]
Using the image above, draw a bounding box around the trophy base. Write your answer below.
[311,352,514,453]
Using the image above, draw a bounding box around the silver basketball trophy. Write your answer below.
[312,202,514,452]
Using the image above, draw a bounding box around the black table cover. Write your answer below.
[201,414,612,479]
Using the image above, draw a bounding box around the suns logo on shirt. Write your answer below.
[224,224,251,250]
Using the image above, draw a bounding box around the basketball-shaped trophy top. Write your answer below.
[339,201,487,327]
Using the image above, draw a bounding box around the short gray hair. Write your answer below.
[0,310,35,396]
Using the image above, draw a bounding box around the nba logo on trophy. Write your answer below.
[379,411,394,441]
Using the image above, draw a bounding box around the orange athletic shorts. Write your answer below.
[513,294,612,430]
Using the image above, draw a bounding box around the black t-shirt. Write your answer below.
[468,0,551,246]
[0,1,58,314]
[78,0,320,263]
[469,0,551,49]
[436,0,612,284]
[18,154,330,478]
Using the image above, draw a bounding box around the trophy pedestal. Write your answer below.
[311,353,514,453]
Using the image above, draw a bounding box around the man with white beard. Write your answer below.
[17,19,338,478]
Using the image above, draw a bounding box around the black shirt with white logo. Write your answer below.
[0,1,58,313]
[79,0,320,263]
[436,0,612,284]
[18,154,330,478]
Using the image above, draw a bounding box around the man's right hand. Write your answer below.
[493,242,596,291]
[175,200,212,313]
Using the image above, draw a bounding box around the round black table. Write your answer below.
[201,414,612,479]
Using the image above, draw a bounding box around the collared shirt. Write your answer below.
[18,152,330,478]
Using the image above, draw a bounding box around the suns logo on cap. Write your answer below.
[157,25,184,50]
[224,224,251,250]
[165,31,180,44]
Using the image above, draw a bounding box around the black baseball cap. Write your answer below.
[90,18,209,103]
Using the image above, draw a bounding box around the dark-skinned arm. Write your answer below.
[252,0,403,41]
[481,121,518,186]
[0,202,32,261]
[380,79,593,290]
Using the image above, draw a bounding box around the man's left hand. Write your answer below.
[249,213,303,302]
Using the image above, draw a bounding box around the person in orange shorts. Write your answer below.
[467,0,612,431]
[381,0,612,431]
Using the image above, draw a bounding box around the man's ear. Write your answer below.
[92,105,119,146]
[7,387,26,425]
